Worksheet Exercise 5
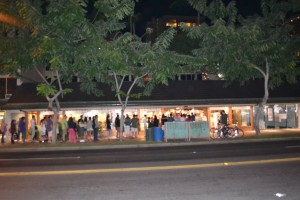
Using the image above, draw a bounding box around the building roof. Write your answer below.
[1,80,300,110]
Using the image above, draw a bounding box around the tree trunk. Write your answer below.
[52,108,59,144]
[254,104,263,135]
[119,107,125,142]
[48,98,61,144]
[254,58,269,136]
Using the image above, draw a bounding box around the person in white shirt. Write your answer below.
[31,115,37,142]
[142,115,147,131]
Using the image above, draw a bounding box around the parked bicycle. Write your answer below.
[210,123,244,139]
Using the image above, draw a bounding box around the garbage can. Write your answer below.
[146,128,154,142]
[153,127,164,142]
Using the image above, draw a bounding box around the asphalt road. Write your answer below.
[1,139,300,200]
[1,139,300,167]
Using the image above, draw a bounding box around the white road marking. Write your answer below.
[285,145,300,148]
[0,156,81,161]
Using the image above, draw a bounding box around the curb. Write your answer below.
[1,136,300,153]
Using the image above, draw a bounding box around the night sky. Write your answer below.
[134,0,261,35]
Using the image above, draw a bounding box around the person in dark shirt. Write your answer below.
[161,114,168,125]
[10,120,16,144]
[153,115,159,127]
[147,117,153,128]
[219,110,228,136]
[220,110,228,125]
[115,114,120,138]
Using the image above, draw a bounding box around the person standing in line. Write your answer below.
[124,114,131,138]
[86,117,93,142]
[131,115,139,138]
[78,115,85,139]
[186,115,192,122]
[161,114,168,129]
[40,118,47,142]
[30,115,37,142]
[142,115,148,131]
[191,113,196,121]
[1,119,7,144]
[10,119,16,144]
[16,118,21,142]
[153,115,159,127]
[114,114,120,139]
[167,113,175,122]
[161,114,167,125]
[106,114,112,137]
[147,117,153,128]
[46,116,53,143]
[19,117,26,143]
[61,115,68,142]
[180,114,186,122]
[67,117,77,143]
[93,115,99,141]
[83,117,88,141]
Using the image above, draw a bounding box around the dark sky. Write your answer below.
[134,0,261,35]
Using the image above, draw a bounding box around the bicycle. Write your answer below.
[210,123,244,139]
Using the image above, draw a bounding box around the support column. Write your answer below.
[250,105,254,130]
[298,104,300,128]
[228,106,232,125]
[207,107,211,128]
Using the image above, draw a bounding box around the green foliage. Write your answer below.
[187,0,237,24]
[184,0,300,87]
[62,88,73,96]
[37,84,57,97]
[94,0,136,20]
[37,83,72,98]
[152,28,176,51]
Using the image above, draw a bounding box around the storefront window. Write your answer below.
[287,104,298,128]
[259,104,298,129]
[275,104,287,128]
[232,106,251,127]
[273,104,298,128]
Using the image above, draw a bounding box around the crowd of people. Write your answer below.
[0,112,202,144]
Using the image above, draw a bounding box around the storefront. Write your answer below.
[262,104,298,129]
[2,103,300,134]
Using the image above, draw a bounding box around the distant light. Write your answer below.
[275,193,286,198]
[98,47,101,50]
[218,74,224,79]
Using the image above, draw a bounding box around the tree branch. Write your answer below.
[253,65,267,78]
[34,65,51,86]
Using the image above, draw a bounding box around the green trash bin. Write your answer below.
[146,128,154,142]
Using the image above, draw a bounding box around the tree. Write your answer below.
[75,1,197,141]
[184,0,300,135]
[106,29,187,141]
[0,0,93,143]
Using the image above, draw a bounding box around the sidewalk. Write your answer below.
[1,128,300,152]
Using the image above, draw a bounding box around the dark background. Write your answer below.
[134,0,261,35]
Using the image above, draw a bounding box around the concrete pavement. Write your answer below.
[1,128,300,152]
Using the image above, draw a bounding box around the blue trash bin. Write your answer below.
[153,127,164,142]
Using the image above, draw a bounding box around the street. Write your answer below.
[1,139,300,200]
